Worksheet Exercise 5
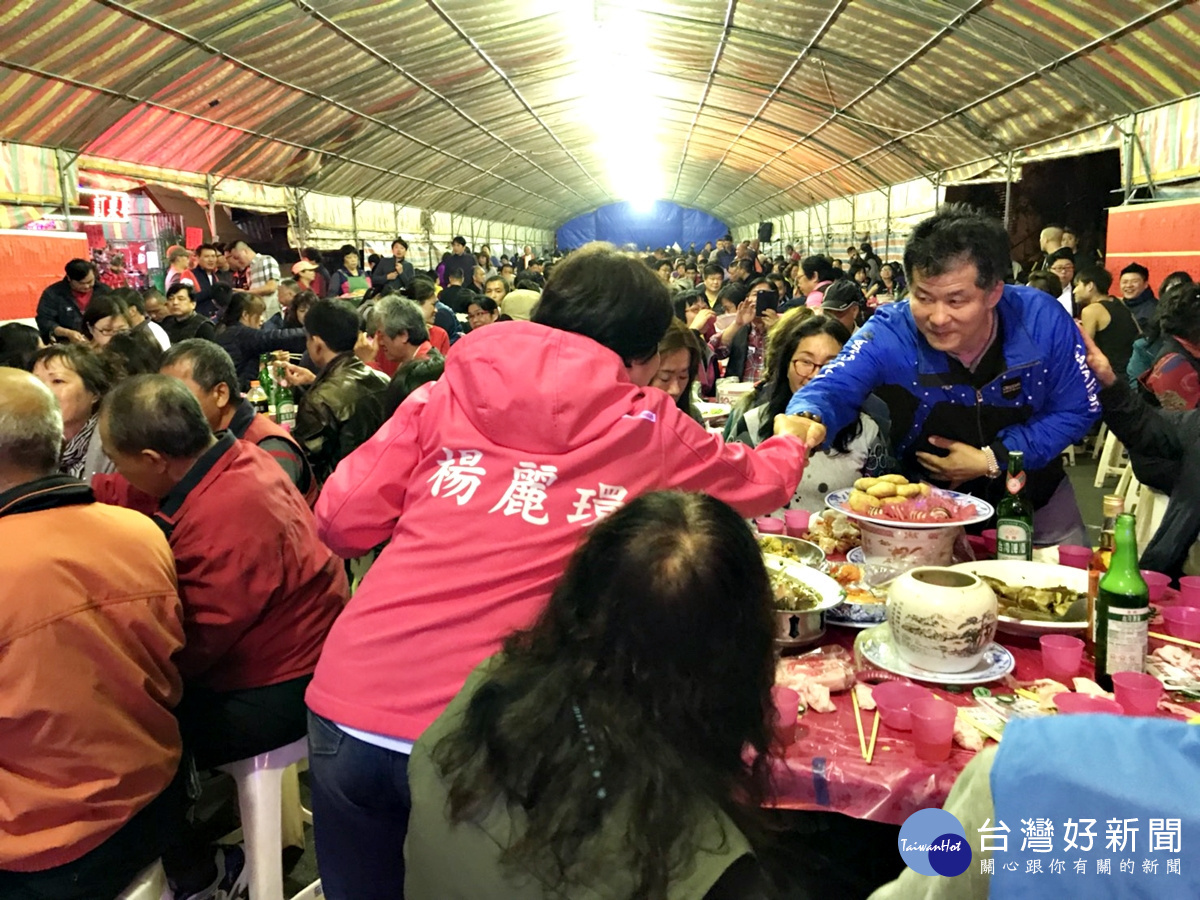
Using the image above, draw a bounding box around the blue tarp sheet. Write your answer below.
[557,201,729,251]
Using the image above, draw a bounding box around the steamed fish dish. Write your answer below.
[979,575,1081,621]
[771,570,822,611]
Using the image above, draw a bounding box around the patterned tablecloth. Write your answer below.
[766,590,1196,825]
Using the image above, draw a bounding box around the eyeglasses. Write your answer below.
[791,357,822,376]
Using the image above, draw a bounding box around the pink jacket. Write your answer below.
[306,322,807,742]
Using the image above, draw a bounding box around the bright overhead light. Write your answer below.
[566,2,664,207]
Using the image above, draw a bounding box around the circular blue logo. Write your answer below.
[898,808,971,877]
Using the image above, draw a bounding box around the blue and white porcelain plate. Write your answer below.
[825,487,994,529]
[825,550,902,628]
[856,623,1015,685]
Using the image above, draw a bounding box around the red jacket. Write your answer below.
[306,322,807,742]
[95,434,347,692]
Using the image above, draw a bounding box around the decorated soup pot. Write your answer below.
[858,521,960,568]
[887,567,998,672]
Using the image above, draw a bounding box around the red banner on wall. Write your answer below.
[0,229,91,322]
[1106,198,1200,289]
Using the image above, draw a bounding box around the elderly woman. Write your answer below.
[31,344,115,480]
[303,242,814,900]
[726,310,890,513]
[406,491,776,899]
[162,284,216,343]
[328,245,370,299]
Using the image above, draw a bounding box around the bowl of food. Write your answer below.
[824,561,897,627]
[757,534,826,568]
[948,560,1088,636]
[765,557,846,646]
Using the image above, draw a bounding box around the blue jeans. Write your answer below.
[307,711,412,900]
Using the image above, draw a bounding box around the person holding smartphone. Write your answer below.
[712,278,780,383]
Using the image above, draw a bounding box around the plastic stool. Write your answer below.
[116,859,170,900]
[217,737,319,900]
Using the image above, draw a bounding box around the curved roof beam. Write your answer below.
[746,0,1190,212]
[684,0,853,207]
[668,0,738,203]
[418,0,611,201]
[1,60,546,221]
[96,0,578,215]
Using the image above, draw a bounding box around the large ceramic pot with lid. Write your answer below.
[887,567,998,672]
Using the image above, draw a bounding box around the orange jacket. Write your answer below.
[0,476,184,872]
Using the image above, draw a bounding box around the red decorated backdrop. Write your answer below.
[1106,198,1200,288]
[0,229,91,322]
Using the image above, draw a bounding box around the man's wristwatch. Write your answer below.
[982,445,1000,479]
[794,411,823,424]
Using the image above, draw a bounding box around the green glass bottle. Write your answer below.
[995,450,1033,561]
[257,353,277,420]
[1094,513,1149,692]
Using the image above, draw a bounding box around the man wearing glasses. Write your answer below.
[36,259,112,345]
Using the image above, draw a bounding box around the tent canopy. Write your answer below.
[0,0,1196,230]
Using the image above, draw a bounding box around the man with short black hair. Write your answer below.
[1046,248,1076,316]
[0,368,185,900]
[94,373,347,897]
[285,300,388,482]
[191,243,232,319]
[1075,266,1139,383]
[160,339,317,504]
[1120,262,1157,327]
[371,238,415,292]
[443,236,474,284]
[119,288,171,349]
[439,268,472,314]
[714,235,736,271]
[36,259,111,344]
[788,204,1100,546]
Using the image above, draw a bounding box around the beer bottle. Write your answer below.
[1086,494,1124,649]
[273,352,297,429]
[246,380,270,416]
[995,451,1033,561]
[1094,513,1149,692]
[258,354,277,420]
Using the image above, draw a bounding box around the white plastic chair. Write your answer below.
[1093,430,1128,488]
[217,737,320,900]
[115,859,170,900]
[1091,422,1108,458]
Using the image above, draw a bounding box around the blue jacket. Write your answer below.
[787,285,1100,510]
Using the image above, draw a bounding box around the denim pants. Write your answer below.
[307,711,412,900]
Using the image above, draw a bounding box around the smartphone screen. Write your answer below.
[755,289,780,317]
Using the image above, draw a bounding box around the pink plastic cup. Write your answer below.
[909,697,958,763]
[1053,692,1124,715]
[784,509,811,537]
[1040,634,1085,682]
[1112,671,1164,716]
[755,517,786,535]
[771,685,800,747]
[1162,606,1200,642]
[1057,545,1092,569]
[1178,576,1200,608]
[872,682,934,731]
[1140,570,1171,603]
[981,529,998,557]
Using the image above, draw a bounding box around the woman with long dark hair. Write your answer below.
[407,491,776,899]
[726,310,890,512]
[304,243,814,900]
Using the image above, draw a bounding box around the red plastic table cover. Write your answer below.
[765,590,1196,825]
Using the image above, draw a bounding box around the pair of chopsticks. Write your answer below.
[1150,631,1200,651]
[851,688,880,763]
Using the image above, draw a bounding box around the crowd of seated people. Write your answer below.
[2,208,1197,900]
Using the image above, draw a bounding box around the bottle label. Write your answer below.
[995,519,1032,560]
[1006,471,1026,494]
[1103,606,1149,675]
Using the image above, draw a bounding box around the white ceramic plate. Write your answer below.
[757,534,826,568]
[825,487,994,530]
[765,556,845,613]
[949,560,1088,636]
[856,623,1015,685]
[695,401,731,422]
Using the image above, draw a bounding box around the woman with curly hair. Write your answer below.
[407,491,776,899]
